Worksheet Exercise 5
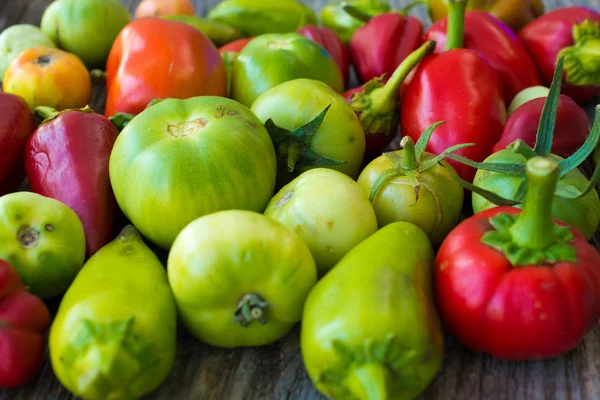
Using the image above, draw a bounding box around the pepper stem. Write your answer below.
[233,294,268,327]
[508,157,559,250]
[445,0,468,51]
[400,137,417,170]
[345,364,392,400]
[34,106,59,121]
[342,5,372,23]
[559,20,600,86]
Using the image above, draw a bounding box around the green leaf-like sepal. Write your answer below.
[559,20,600,86]
[481,213,578,266]
[61,317,160,399]
[264,105,348,174]
[316,333,422,399]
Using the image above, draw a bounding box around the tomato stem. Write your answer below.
[508,157,559,250]
[344,363,392,400]
[400,136,418,170]
[234,294,268,327]
[445,0,468,51]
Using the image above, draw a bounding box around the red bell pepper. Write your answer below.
[342,40,436,162]
[104,18,227,117]
[435,156,600,360]
[25,106,120,257]
[425,10,541,104]
[399,0,507,182]
[218,37,254,55]
[346,6,424,84]
[493,94,590,157]
[0,259,51,388]
[519,6,600,104]
[0,93,37,195]
[297,25,350,86]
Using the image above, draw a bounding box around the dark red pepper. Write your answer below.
[343,40,436,162]
[347,7,424,84]
[25,106,120,257]
[0,93,37,195]
[493,94,590,157]
[0,259,51,388]
[399,0,507,182]
[297,25,350,86]
[519,6,600,104]
[425,11,541,104]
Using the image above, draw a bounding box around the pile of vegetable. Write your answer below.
[0,0,599,398]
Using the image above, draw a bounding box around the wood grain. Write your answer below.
[1,0,599,399]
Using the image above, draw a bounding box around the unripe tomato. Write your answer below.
[135,0,195,19]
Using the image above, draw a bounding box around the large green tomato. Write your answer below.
[168,210,317,348]
[109,96,277,250]
[0,192,85,299]
[251,78,366,188]
[0,24,56,82]
[232,33,344,107]
[472,149,600,240]
[264,168,378,276]
[41,0,131,68]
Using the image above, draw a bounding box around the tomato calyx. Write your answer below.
[368,121,474,201]
[264,104,348,174]
[317,333,420,398]
[61,317,160,398]
[559,20,600,87]
[108,99,166,131]
[349,41,436,139]
[233,294,268,327]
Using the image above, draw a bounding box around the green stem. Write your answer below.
[445,0,468,51]
[233,294,268,327]
[345,364,391,400]
[399,0,427,15]
[108,112,135,131]
[343,4,373,23]
[400,136,418,170]
[90,69,107,83]
[369,40,436,115]
[508,157,559,250]
[34,106,59,121]
[286,144,300,173]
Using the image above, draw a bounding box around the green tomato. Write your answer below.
[472,149,600,240]
[301,221,443,399]
[264,168,378,276]
[251,78,366,188]
[0,24,56,82]
[232,33,344,107]
[109,96,277,250]
[161,15,243,47]
[357,150,464,246]
[50,225,177,399]
[41,0,131,69]
[168,210,317,348]
[507,85,550,116]
[0,192,85,299]
[320,0,391,43]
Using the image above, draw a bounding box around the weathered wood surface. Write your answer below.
[1,0,600,399]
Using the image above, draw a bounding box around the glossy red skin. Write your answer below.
[494,95,590,157]
[343,86,397,160]
[25,111,119,257]
[426,11,541,104]
[218,37,254,54]
[298,25,350,85]
[349,13,423,84]
[0,260,50,388]
[400,49,507,182]
[105,18,226,117]
[519,6,600,104]
[0,93,37,195]
[435,206,600,360]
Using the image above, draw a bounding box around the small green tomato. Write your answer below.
[0,24,56,81]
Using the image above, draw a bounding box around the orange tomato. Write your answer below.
[3,47,91,111]
[104,18,226,117]
[134,0,195,18]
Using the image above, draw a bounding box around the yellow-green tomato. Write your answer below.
[357,150,464,247]
[168,210,318,348]
[264,168,378,276]
[301,222,444,400]
[49,225,177,400]
[0,24,56,82]
[251,79,366,188]
[0,192,85,299]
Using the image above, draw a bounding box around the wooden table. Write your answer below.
[1,0,600,399]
